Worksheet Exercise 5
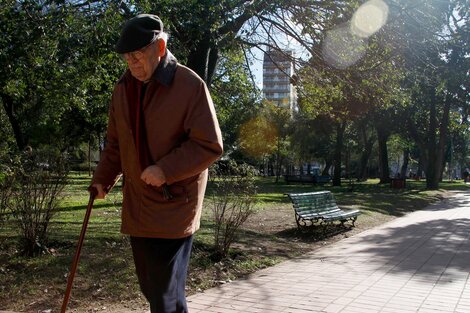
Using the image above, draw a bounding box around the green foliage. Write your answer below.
[290,113,336,165]
[236,100,293,178]
[0,1,125,152]
[0,0,468,192]
[292,0,468,189]
[0,106,14,156]
[211,48,262,155]
[396,0,469,188]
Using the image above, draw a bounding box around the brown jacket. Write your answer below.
[92,51,223,238]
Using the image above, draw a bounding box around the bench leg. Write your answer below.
[319,221,327,235]
[295,215,300,228]
[296,215,311,228]
[321,220,335,235]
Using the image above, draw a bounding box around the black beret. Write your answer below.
[115,14,163,54]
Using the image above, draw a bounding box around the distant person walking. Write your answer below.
[90,14,223,313]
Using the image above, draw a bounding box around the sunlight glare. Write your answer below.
[238,116,278,158]
[322,25,368,69]
[351,0,389,38]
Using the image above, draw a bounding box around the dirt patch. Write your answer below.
[238,202,395,256]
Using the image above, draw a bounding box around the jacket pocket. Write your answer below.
[147,184,188,203]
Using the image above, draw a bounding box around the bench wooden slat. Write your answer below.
[286,191,361,228]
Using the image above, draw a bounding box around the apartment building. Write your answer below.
[262,49,297,111]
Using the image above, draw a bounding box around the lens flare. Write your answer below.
[238,116,278,158]
[351,0,389,38]
[322,25,368,69]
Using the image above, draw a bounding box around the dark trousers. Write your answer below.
[130,235,193,313]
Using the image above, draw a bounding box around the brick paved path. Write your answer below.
[187,191,470,313]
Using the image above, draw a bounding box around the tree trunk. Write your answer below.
[345,145,350,179]
[357,124,374,181]
[377,126,390,184]
[88,138,92,176]
[425,90,438,189]
[1,93,26,150]
[268,160,274,176]
[439,155,446,182]
[426,93,451,189]
[274,139,283,183]
[333,122,346,187]
[322,159,332,176]
[206,47,219,87]
[417,157,423,179]
[425,154,439,189]
[400,148,409,178]
[186,40,219,86]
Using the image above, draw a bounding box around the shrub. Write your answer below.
[8,148,69,256]
[209,161,258,260]
[0,164,14,226]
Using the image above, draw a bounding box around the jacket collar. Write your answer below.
[149,50,177,86]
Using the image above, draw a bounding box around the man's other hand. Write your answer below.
[141,165,166,187]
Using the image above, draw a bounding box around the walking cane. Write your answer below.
[61,175,121,312]
[60,186,98,313]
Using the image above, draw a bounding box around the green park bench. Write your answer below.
[286,191,361,229]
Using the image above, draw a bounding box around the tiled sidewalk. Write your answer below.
[187,191,470,313]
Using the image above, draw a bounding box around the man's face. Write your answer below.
[123,40,162,82]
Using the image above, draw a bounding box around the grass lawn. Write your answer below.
[0,172,468,312]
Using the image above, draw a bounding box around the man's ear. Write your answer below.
[158,39,166,57]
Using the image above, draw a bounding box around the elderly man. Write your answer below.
[91,14,223,313]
